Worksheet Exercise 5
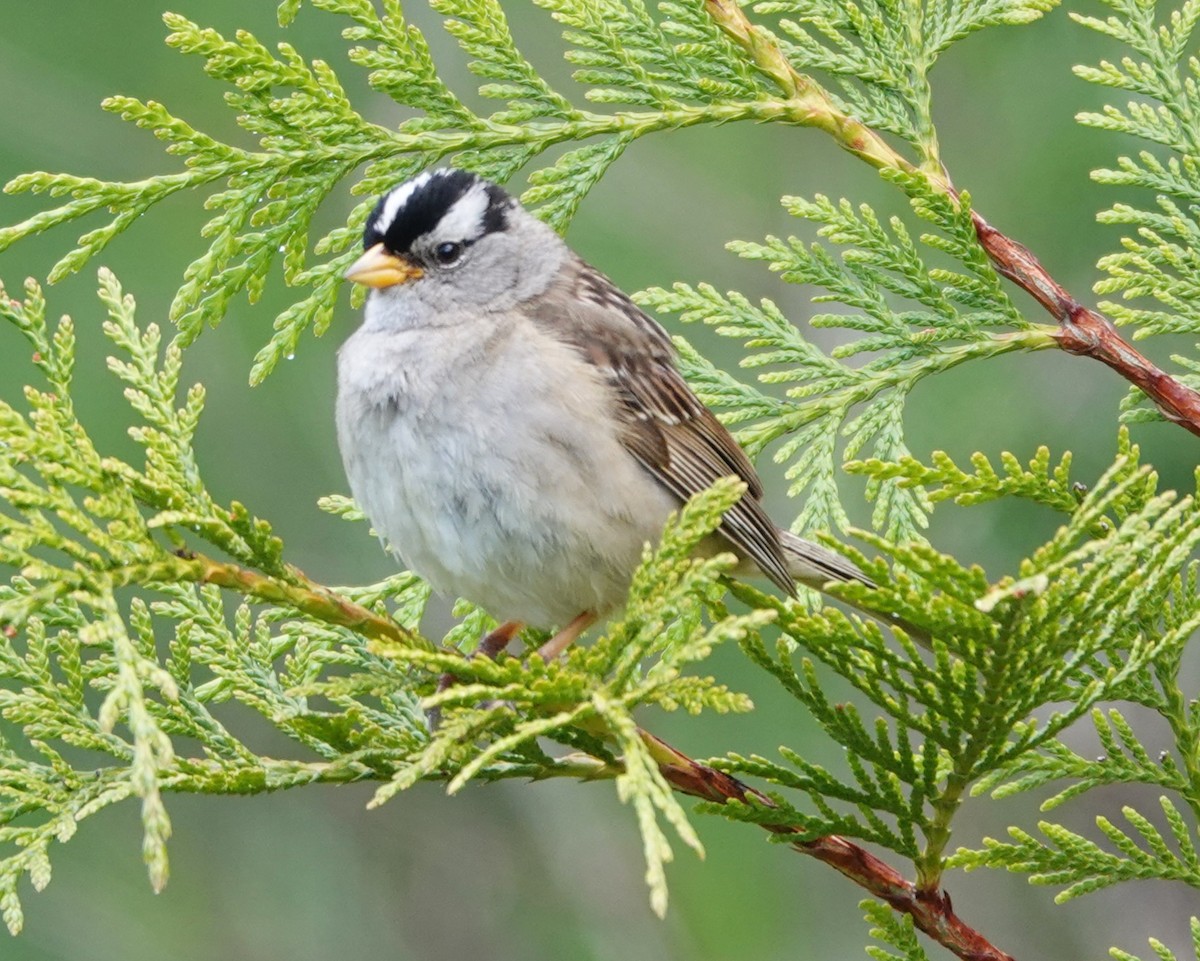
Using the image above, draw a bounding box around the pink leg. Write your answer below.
[536,611,597,662]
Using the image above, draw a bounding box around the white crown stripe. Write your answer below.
[431,182,493,244]
[377,170,436,235]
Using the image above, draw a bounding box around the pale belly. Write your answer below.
[336,319,679,628]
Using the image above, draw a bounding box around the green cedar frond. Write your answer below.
[0,2,789,385]
[432,0,583,122]
[753,0,1056,159]
[523,134,635,231]
[537,0,742,107]
[1109,917,1200,961]
[847,446,1081,512]
[935,460,1200,901]
[954,797,1200,901]
[1074,0,1200,419]
[709,454,1200,885]
[0,271,290,619]
[848,428,1152,541]
[639,187,1054,541]
[974,708,1192,808]
[972,546,1200,817]
[861,899,932,961]
[0,271,430,928]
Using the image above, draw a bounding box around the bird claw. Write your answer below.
[426,620,524,730]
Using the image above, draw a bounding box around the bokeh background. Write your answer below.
[1,1,1197,958]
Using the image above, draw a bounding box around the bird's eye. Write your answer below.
[433,241,464,266]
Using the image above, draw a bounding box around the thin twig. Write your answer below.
[168,551,431,651]
[640,730,1015,961]
[704,0,949,189]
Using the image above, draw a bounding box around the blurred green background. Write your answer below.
[1,1,1196,958]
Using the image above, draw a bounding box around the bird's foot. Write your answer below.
[428,620,524,730]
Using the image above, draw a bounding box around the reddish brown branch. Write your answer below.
[971,213,1200,438]
[640,730,1015,961]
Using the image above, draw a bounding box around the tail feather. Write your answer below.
[777,529,931,647]
[777,529,875,592]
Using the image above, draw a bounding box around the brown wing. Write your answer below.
[527,258,796,595]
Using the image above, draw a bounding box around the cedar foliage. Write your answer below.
[2,1,1200,957]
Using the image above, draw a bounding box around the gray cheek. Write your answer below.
[449,249,527,309]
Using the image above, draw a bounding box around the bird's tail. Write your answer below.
[778,529,875,592]
[777,529,931,647]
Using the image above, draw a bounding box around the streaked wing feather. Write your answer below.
[529,259,795,595]
[655,422,795,591]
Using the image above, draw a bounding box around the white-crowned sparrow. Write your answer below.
[337,168,876,659]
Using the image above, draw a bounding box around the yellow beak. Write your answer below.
[343,243,424,288]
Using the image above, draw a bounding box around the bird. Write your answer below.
[336,167,884,663]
